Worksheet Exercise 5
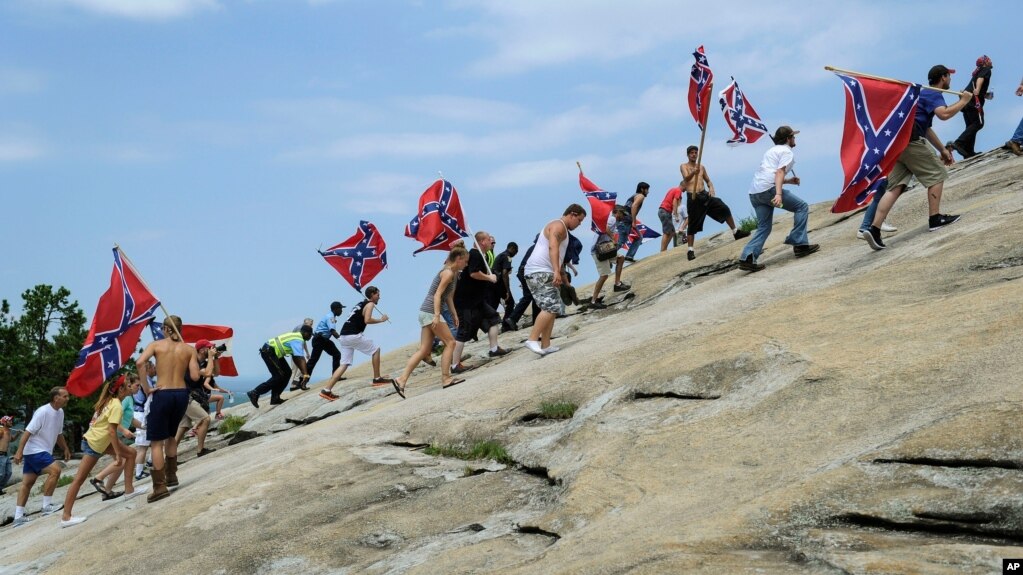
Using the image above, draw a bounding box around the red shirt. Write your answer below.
[659,187,682,212]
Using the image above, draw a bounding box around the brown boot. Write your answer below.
[147,468,171,503]
[165,456,179,487]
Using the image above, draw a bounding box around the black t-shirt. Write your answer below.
[492,251,513,297]
[187,359,212,405]
[454,249,488,308]
[964,66,992,109]
[340,299,369,335]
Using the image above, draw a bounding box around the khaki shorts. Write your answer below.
[592,252,613,276]
[178,399,209,429]
[888,138,947,189]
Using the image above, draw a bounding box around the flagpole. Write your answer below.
[115,244,183,342]
[689,83,713,200]
[825,66,969,97]
[439,174,493,276]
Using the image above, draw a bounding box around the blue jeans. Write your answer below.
[740,187,809,261]
[858,180,888,231]
[1013,116,1023,144]
[616,221,642,259]
[0,455,11,491]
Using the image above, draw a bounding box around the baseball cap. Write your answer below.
[773,125,800,144]
[196,339,214,351]
[0,415,13,426]
[928,65,955,83]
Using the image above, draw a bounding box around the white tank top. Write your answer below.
[524,219,568,275]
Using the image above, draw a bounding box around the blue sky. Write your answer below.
[1,0,1018,381]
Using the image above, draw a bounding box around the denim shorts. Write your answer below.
[81,439,104,458]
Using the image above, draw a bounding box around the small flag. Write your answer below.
[319,220,388,293]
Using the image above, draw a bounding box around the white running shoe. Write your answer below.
[541,345,560,354]
[60,516,87,528]
[12,516,29,527]
[856,229,868,240]
[41,503,62,515]
[125,486,149,500]
[524,340,546,356]
[880,220,897,233]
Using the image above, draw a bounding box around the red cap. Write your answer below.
[196,339,214,351]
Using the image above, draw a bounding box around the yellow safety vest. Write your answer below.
[267,332,304,358]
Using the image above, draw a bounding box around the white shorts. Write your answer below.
[339,333,378,365]
[133,396,152,447]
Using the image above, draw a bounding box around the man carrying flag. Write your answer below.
[320,220,388,292]
[861,65,974,250]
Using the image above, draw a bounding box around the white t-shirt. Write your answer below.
[749,144,795,195]
[24,403,65,456]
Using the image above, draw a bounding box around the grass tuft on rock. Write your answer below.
[539,401,577,420]
[219,414,246,435]
[38,474,73,494]
[424,440,513,464]
[738,212,758,233]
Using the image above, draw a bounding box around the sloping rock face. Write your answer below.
[3,150,1023,574]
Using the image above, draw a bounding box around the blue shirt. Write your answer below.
[914,90,947,133]
[314,312,337,336]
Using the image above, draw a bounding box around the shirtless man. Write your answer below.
[135,315,199,502]
[680,145,749,260]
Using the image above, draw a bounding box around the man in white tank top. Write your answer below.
[523,204,588,355]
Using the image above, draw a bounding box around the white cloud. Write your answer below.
[0,68,45,95]
[397,95,528,125]
[0,138,45,162]
[338,173,427,216]
[45,0,219,20]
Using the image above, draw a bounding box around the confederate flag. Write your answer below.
[320,220,388,292]
[149,322,239,377]
[404,179,469,255]
[719,78,769,146]
[578,169,617,234]
[67,248,161,397]
[831,73,921,213]
[622,219,661,252]
[688,45,714,130]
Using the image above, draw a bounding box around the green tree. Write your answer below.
[0,285,91,447]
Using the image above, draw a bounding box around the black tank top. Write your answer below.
[339,300,369,335]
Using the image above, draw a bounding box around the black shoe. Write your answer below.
[197,448,216,457]
[950,141,971,158]
[687,250,696,261]
[270,397,286,406]
[928,213,961,231]
[733,229,751,240]
[246,391,259,409]
[793,244,820,258]
[624,256,636,263]
[737,254,765,272]
[588,300,607,310]
[613,282,631,292]
[501,320,517,333]
[488,347,510,357]
[864,226,886,250]
[451,364,469,374]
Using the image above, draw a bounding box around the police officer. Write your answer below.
[247,325,313,408]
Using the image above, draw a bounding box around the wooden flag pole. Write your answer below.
[825,66,969,97]
[115,244,183,342]
[688,83,713,200]
[439,172,493,276]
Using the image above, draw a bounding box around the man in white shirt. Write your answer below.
[11,387,72,526]
[738,126,819,272]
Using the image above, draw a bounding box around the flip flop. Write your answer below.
[102,491,124,501]
[391,379,406,399]
[442,378,465,389]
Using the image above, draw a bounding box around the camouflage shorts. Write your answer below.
[525,272,561,314]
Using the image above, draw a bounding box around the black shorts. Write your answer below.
[147,388,190,442]
[687,191,732,235]
[455,303,501,342]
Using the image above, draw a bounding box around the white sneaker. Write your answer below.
[41,503,62,515]
[856,229,868,240]
[524,340,546,356]
[125,486,149,500]
[60,516,87,528]
[12,516,29,527]
[880,220,897,233]
[541,345,560,354]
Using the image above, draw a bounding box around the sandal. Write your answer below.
[391,379,406,399]
[102,491,124,501]
[442,378,465,389]
[90,478,111,497]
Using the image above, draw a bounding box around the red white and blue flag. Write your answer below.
[579,170,617,235]
[404,179,469,255]
[148,322,239,377]
[67,248,161,397]
[688,45,714,130]
[320,220,388,292]
[719,78,769,146]
[622,219,661,252]
[832,73,921,213]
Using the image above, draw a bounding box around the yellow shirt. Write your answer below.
[83,398,123,454]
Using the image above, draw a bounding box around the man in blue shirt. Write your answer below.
[863,65,974,250]
[300,301,344,389]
